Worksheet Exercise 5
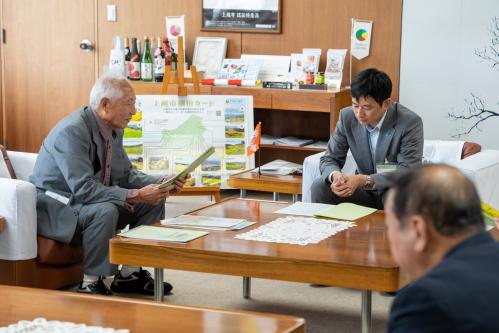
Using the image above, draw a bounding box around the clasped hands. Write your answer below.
[129,175,189,205]
[330,172,366,198]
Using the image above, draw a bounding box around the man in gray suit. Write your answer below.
[31,73,187,295]
[311,68,423,209]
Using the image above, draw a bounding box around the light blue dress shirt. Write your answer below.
[366,110,388,164]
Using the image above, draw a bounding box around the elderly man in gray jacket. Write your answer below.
[31,73,186,295]
[311,68,423,209]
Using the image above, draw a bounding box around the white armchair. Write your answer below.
[302,140,499,208]
[0,151,38,260]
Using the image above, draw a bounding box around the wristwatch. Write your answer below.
[364,175,374,190]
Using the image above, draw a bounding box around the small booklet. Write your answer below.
[314,203,377,221]
[274,136,314,147]
[162,215,244,228]
[159,146,215,189]
[250,159,302,175]
[161,215,255,231]
[119,225,208,243]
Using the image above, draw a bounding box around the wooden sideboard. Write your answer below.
[129,82,351,164]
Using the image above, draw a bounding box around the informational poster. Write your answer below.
[124,95,254,188]
[202,0,281,33]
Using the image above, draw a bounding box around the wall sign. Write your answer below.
[202,0,282,33]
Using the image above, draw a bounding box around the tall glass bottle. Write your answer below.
[154,37,165,82]
[124,37,131,79]
[141,36,153,81]
[129,37,141,81]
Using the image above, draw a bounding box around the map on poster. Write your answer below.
[123,95,254,188]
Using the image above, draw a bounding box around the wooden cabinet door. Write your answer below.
[1,0,96,152]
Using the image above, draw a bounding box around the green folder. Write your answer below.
[314,203,377,221]
[482,201,499,229]
[159,146,215,189]
[119,225,208,243]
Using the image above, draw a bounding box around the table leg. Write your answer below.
[361,290,372,333]
[292,194,299,203]
[243,276,251,299]
[154,268,164,302]
[240,190,246,198]
[273,192,280,201]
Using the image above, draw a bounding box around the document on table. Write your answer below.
[119,225,208,243]
[274,202,335,217]
[161,215,253,231]
[314,203,377,221]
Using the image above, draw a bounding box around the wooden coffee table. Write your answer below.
[0,285,304,333]
[110,198,398,333]
[228,169,302,202]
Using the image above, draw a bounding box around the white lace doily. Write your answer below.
[235,216,356,245]
[0,317,129,333]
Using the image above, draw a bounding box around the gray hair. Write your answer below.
[89,72,130,110]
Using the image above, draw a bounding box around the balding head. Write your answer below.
[389,164,484,236]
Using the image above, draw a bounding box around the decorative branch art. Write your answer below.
[449,17,499,137]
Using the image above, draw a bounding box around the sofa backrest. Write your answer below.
[8,151,38,181]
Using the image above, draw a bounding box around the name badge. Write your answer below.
[376,162,397,174]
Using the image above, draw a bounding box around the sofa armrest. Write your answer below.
[455,150,499,208]
[302,152,325,202]
[0,178,37,260]
[8,151,38,181]
[302,151,358,202]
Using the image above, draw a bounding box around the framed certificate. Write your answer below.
[201,0,282,33]
[192,37,228,77]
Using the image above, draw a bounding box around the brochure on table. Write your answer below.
[124,95,254,188]
[119,225,208,243]
[217,58,262,80]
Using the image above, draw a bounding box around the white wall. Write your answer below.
[400,0,499,149]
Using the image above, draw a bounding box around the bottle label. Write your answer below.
[125,61,130,78]
[154,58,165,75]
[141,63,153,80]
[130,61,141,79]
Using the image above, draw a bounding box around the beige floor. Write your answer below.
[92,191,393,333]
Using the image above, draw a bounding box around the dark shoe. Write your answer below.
[77,278,112,295]
[379,291,397,297]
[110,269,173,295]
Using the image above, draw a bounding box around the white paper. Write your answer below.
[290,53,306,82]
[250,159,302,175]
[235,216,355,245]
[162,215,244,228]
[274,202,335,217]
[217,58,262,80]
[241,54,291,82]
[325,49,347,89]
[302,48,322,73]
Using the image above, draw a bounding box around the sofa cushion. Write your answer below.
[36,236,83,266]
[0,145,16,179]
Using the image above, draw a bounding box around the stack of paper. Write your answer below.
[274,136,314,147]
[161,215,255,231]
[250,159,302,176]
[119,225,208,243]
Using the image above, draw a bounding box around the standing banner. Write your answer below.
[165,15,186,62]
[350,19,373,60]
